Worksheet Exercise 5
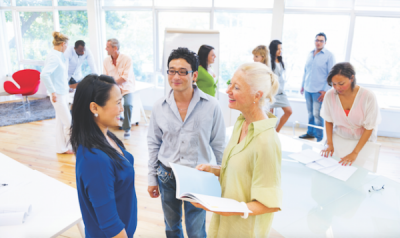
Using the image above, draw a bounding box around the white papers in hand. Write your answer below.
[185,193,252,213]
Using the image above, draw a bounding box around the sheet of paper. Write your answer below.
[0,212,27,226]
[0,203,32,215]
[188,193,252,213]
[328,165,358,181]
[315,157,340,168]
[306,162,324,170]
[289,149,324,164]
[170,163,221,198]
[318,165,341,175]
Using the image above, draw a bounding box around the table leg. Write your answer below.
[77,219,85,238]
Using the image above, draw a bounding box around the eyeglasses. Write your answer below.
[167,69,193,76]
[315,40,325,43]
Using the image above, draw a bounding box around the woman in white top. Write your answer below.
[321,62,381,166]
[40,32,72,154]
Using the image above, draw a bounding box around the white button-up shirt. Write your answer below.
[64,46,98,81]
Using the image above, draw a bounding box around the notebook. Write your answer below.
[169,163,252,214]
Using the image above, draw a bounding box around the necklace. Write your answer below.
[178,107,188,111]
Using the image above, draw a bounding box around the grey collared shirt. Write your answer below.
[147,85,226,186]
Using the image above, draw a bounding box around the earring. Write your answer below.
[253,102,255,104]
[94,113,98,117]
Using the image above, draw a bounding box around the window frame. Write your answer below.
[0,0,87,74]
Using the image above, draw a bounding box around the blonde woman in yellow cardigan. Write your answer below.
[192,62,282,238]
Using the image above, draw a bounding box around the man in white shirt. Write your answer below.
[64,40,98,89]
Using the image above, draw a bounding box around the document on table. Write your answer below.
[170,163,252,214]
[0,203,32,226]
[290,150,358,181]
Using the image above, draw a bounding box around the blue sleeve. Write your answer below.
[210,103,226,165]
[40,54,59,94]
[82,149,125,237]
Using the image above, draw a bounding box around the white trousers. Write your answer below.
[50,94,72,153]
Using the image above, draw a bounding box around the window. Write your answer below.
[19,11,54,61]
[214,0,273,8]
[285,0,353,9]
[355,0,400,11]
[59,11,89,44]
[105,10,154,83]
[282,14,349,91]
[102,0,152,6]
[351,16,400,86]
[16,0,52,6]
[60,10,90,76]
[2,10,18,73]
[58,0,87,6]
[0,0,11,6]
[214,11,272,87]
[155,0,212,7]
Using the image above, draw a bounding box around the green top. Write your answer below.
[208,113,282,238]
[196,65,217,97]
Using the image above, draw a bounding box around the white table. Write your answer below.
[273,134,400,237]
[0,153,84,238]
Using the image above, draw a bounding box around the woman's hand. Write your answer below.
[196,164,221,177]
[51,92,57,103]
[196,164,212,173]
[339,152,358,166]
[321,143,334,157]
[190,202,244,217]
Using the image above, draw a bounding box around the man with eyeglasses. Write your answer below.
[300,32,335,142]
[147,47,225,238]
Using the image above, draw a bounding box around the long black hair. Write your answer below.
[269,40,285,71]
[198,45,214,70]
[70,74,126,169]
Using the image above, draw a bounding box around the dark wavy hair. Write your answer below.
[198,45,214,70]
[70,74,126,169]
[167,47,199,73]
[327,62,357,90]
[269,40,285,71]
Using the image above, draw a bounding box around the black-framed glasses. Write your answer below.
[167,69,193,76]
[315,39,325,43]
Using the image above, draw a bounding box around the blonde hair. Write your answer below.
[238,62,279,108]
[252,45,270,67]
[52,31,69,46]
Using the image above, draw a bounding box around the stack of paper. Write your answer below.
[289,149,357,181]
[0,203,32,226]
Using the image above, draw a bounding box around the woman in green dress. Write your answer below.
[192,62,283,238]
[196,45,217,97]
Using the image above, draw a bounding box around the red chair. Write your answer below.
[4,69,41,117]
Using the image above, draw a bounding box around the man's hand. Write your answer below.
[148,186,160,198]
[300,87,304,95]
[51,92,57,103]
[318,91,326,102]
